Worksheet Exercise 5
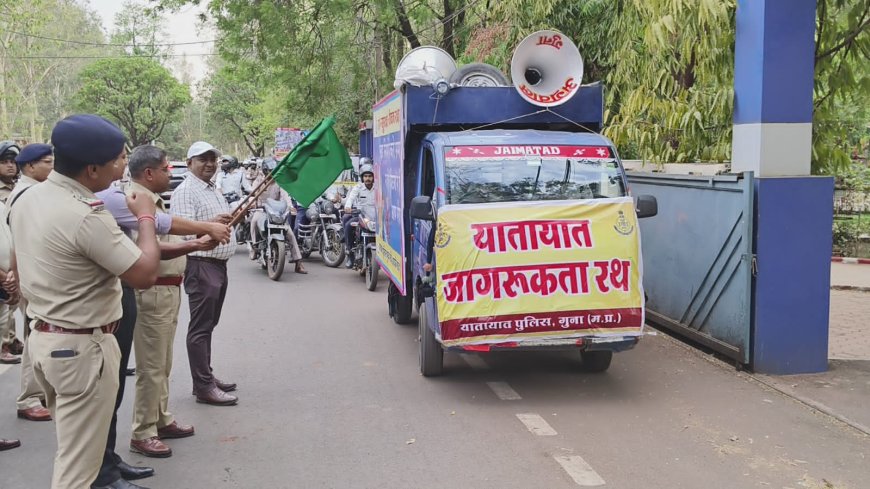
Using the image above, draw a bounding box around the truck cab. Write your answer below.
[365,85,656,376]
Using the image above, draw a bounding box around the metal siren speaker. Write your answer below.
[394,46,458,88]
[510,30,584,107]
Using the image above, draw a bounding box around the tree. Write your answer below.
[111,0,169,58]
[75,57,191,146]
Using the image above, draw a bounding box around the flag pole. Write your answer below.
[228,173,277,227]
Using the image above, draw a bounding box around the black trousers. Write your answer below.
[184,258,229,395]
[93,286,137,486]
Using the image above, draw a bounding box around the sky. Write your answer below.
[85,0,215,87]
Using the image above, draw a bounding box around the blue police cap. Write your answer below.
[51,114,126,165]
[14,143,52,165]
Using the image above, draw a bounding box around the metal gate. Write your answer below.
[627,172,754,364]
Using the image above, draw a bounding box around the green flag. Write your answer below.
[272,116,352,207]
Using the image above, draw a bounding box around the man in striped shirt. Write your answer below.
[170,141,239,406]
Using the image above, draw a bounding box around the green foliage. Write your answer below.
[75,57,191,146]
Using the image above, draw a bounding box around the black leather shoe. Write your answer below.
[92,478,150,489]
[118,461,155,481]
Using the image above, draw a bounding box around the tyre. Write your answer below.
[365,250,379,291]
[581,350,613,373]
[449,62,510,87]
[321,228,345,268]
[267,240,286,281]
[418,303,443,377]
[389,282,413,324]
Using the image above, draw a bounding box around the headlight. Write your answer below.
[321,200,336,214]
[306,206,318,220]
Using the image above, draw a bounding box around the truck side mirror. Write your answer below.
[410,195,435,221]
[635,194,658,218]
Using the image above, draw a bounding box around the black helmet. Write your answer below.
[0,141,20,161]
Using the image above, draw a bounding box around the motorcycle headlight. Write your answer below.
[321,200,336,214]
[363,218,377,232]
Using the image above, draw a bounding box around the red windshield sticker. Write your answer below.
[446,146,612,160]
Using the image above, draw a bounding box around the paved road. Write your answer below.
[1,249,868,488]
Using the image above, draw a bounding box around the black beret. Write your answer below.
[51,114,126,165]
[15,143,52,165]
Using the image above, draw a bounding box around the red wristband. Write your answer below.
[137,215,156,224]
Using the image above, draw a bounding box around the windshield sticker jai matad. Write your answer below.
[433,197,644,347]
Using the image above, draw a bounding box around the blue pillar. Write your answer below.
[732,0,833,374]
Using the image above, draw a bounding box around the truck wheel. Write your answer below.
[389,282,413,324]
[418,304,443,377]
[581,351,613,373]
[449,63,510,87]
[267,240,286,281]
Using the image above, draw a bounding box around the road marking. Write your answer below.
[460,354,489,370]
[516,413,557,436]
[487,381,522,400]
[554,455,606,486]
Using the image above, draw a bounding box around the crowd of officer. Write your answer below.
[0,114,241,489]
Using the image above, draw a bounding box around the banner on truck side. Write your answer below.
[433,198,644,347]
[372,90,406,294]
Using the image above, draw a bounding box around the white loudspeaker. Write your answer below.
[394,46,458,89]
[510,30,584,107]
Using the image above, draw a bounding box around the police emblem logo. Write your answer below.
[613,210,634,235]
[434,223,451,248]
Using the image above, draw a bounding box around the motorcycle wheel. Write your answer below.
[321,228,345,268]
[365,250,379,291]
[267,240,286,281]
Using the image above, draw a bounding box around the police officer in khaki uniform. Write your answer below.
[0,141,20,364]
[126,145,219,458]
[9,115,160,489]
[8,143,54,421]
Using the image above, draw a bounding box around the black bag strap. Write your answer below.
[6,184,34,226]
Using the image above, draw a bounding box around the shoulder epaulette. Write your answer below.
[74,194,105,212]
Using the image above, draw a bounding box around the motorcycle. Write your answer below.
[249,198,290,281]
[348,204,379,291]
[296,198,345,267]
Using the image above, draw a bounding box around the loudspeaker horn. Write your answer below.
[510,30,584,107]
[394,46,458,89]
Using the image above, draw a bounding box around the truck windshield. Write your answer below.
[444,146,626,204]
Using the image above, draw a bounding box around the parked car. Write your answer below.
[162,161,188,207]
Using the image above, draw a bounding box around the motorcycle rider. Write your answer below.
[216,156,243,203]
[343,159,375,268]
[249,158,307,274]
[241,159,259,196]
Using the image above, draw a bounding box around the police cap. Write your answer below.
[15,143,52,165]
[51,114,126,165]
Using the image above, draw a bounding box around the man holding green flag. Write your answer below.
[271,116,353,207]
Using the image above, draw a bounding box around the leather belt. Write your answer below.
[188,256,227,266]
[33,320,119,335]
[154,276,183,287]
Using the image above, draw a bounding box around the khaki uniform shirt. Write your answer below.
[128,181,186,277]
[9,172,142,329]
[0,181,15,203]
[0,202,12,271]
[7,174,38,205]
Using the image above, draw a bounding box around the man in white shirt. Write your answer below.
[343,161,375,268]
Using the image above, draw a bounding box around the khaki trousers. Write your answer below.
[0,302,13,347]
[29,328,121,489]
[17,304,46,410]
[131,285,181,440]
